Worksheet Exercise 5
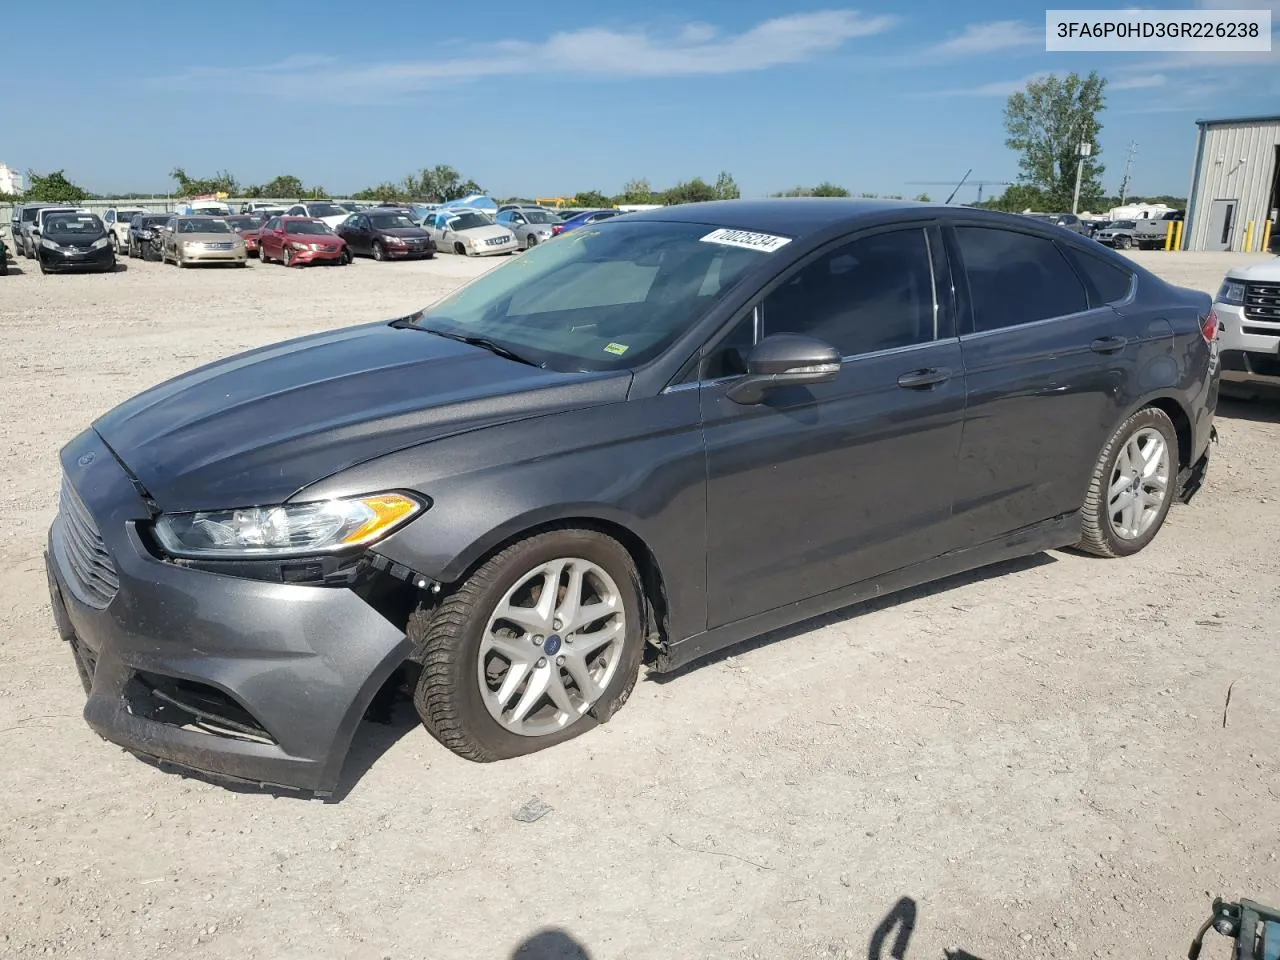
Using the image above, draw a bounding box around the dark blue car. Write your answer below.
[552,208,622,237]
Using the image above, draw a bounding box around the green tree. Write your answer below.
[259,175,306,198]
[812,182,851,197]
[713,171,740,200]
[981,183,1050,212]
[572,190,612,207]
[661,177,717,205]
[1004,71,1107,212]
[170,167,239,196]
[618,178,654,205]
[353,182,407,202]
[913,193,932,202]
[24,170,89,203]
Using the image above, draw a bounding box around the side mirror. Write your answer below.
[726,333,842,405]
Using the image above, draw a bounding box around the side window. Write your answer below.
[1066,247,1134,305]
[761,228,937,357]
[496,211,512,223]
[954,226,1089,331]
[702,311,757,380]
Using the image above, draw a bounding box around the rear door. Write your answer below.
[947,222,1153,543]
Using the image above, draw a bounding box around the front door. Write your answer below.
[702,225,965,628]
[1207,200,1236,251]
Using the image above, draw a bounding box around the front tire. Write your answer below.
[372,241,385,261]
[454,242,467,256]
[1115,235,1132,250]
[283,247,294,267]
[1077,407,1179,558]
[411,528,645,762]
[525,233,538,250]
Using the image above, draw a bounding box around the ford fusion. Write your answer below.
[47,200,1219,795]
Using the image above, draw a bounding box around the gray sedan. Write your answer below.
[495,207,562,249]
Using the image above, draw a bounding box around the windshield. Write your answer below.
[287,220,332,235]
[369,214,418,230]
[305,203,345,217]
[226,215,265,229]
[446,212,493,231]
[413,220,772,372]
[179,218,232,234]
[339,203,362,212]
[117,210,144,220]
[45,214,104,234]
[522,211,558,224]
[142,215,171,227]
[1111,221,1137,229]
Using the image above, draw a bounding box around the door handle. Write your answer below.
[1090,336,1128,354]
[897,367,952,390]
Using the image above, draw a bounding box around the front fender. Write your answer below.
[300,391,710,643]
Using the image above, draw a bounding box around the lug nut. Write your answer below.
[553,618,563,630]
[565,634,574,644]
[556,656,565,666]
[533,635,543,646]
[536,657,547,668]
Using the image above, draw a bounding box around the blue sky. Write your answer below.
[5,0,1278,201]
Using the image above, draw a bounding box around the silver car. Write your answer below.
[427,208,517,257]
[495,207,561,249]
[160,216,248,267]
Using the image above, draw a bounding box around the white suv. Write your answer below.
[1214,258,1280,390]
[103,207,148,255]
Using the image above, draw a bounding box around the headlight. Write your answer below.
[91,237,111,249]
[41,238,58,250]
[387,236,406,246]
[183,241,199,250]
[153,492,423,559]
[292,241,307,250]
[1215,279,1246,305]
[137,230,152,239]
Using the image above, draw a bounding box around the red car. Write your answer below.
[258,216,349,267]
[224,214,266,257]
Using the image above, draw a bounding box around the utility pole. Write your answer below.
[1072,140,1092,216]
[1119,141,1138,205]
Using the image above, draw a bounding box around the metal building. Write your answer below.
[1184,114,1280,252]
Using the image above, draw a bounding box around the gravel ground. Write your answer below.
[0,247,1277,960]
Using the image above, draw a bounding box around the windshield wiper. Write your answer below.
[415,326,542,367]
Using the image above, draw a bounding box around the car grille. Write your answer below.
[485,236,508,247]
[203,241,235,251]
[1243,283,1280,323]
[56,476,119,608]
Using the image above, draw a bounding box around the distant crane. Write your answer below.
[906,170,1013,205]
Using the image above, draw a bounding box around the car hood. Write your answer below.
[377,227,432,240]
[458,225,513,242]
[45,231,107,244]
[286,233,343,246]
[92,319,630,512]
[1226,258,1280,283]
[177,232,241,244]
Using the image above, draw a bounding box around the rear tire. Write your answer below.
[411,527,645,762]
[1077,407,1179,558]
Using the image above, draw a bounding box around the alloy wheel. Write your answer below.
[478,557,626,737]
[1107,426,1170,540]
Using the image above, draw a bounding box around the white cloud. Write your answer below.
[163,10,899,99]
[914,71,1053,98]
[1110,73,1168,89]
[923,20,1041,57]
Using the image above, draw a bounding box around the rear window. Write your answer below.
[954,226,1089,331]
[1067,248,1134,305]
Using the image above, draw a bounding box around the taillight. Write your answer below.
[1200,309,1219,342]
[552,225,564,235]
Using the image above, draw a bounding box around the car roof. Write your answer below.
[617,198,1095,241]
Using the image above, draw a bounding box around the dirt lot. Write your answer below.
[0,248,1277,960]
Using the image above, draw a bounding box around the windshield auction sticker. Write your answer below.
[700,228,793,253]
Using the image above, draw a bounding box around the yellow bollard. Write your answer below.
[1164,221,1175,251]
[1174,219,1185,251]
[1244,220,1255,253]
[1263,220,1274,254]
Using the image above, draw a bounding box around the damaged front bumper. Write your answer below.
[45,428,413,796]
